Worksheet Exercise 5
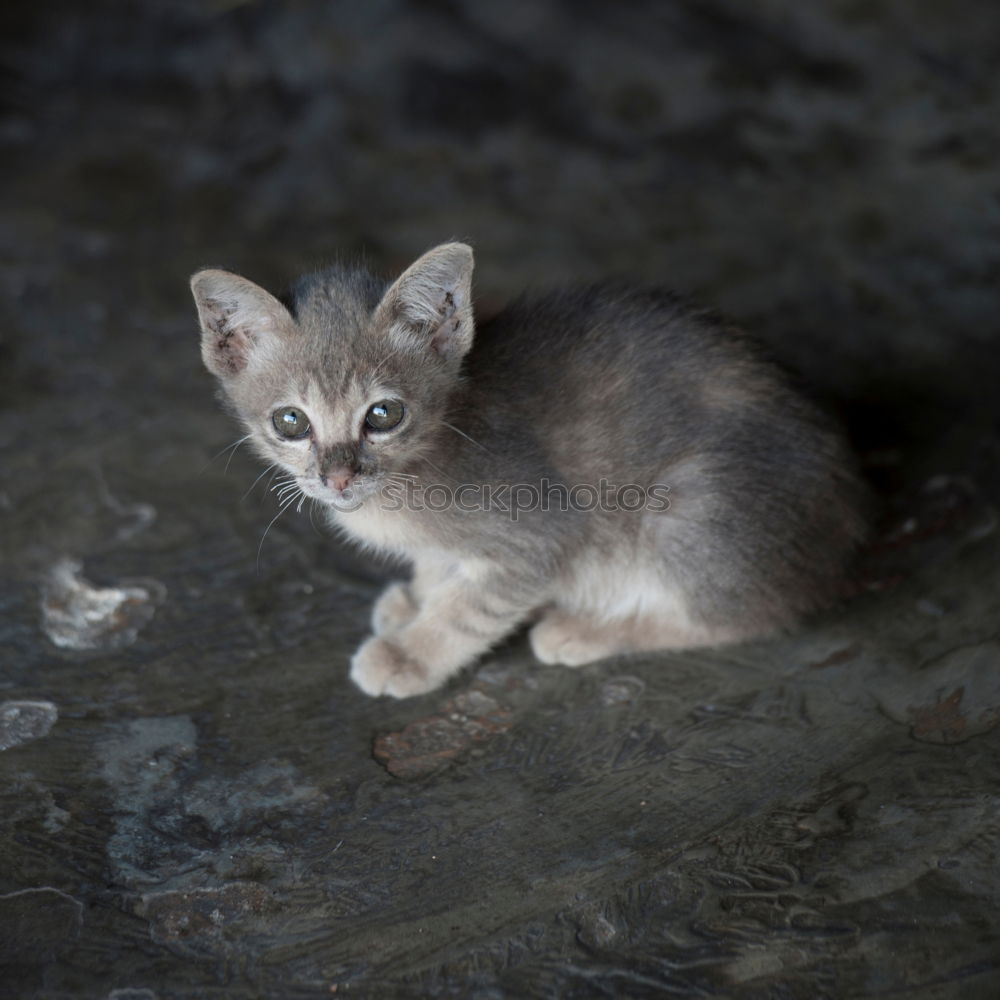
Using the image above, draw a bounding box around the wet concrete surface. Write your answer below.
[2,1,1000,997]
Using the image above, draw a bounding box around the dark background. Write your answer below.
[4,0,1000,456]
[2,2,1000,998]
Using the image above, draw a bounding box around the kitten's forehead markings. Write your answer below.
[300,375,378,447]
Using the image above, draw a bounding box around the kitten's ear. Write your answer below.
[374,243,475,362]
[190,269,292,379]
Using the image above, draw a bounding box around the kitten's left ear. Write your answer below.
[374,242,475,362]
[190,269,293,379]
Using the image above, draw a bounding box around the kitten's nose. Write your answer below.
[321,467,354,492]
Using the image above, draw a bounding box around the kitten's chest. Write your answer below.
[330,501,428,557]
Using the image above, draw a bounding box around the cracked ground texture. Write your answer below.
[1,1,1000,997]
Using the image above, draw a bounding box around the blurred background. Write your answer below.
[3,2,1000,996]
[3,0,999,477]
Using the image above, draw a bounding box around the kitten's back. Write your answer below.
[458,283,867,626]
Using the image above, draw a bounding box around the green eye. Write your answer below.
[272,406,311,439]
[365,399,405,432]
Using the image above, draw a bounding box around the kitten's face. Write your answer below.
[230,332,452,511]
[191,243,475,512]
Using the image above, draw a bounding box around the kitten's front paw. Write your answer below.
[350,636,440,698]
[529,613,623,668]
[371,582,418,636]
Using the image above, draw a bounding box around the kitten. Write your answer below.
[191,243,867,698]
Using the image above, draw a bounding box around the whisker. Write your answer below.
[256,492,300,572]
[260,467,284,505]
[213,435,251,462]
[224,435,253,473]
[370,352,394,381]
[419,455,456,484]
[442,421,495,456]
[242,464,278,502]
[198,435,252,476]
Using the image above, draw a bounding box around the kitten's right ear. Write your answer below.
[190,269,292,379]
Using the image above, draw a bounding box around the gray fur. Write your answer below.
[191,243,868,697]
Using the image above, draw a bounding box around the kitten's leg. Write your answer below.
[370,556,453,637]
[529,609,726,667]
[371,582,417,636]
[529,611,635,667]
[352,567,538,698]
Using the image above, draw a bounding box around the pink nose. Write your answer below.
[322,468,354,492]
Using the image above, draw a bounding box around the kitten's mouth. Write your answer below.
[305,475,379,512]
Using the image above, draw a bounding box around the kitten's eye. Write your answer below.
[365,399,405,432]
[272,406,311,439]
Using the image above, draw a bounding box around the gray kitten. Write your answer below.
[191,243,867,698]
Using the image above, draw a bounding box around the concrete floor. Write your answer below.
[2,1,1000,996]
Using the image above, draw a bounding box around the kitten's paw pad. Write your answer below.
[529,617,620,668]
[350,636,439,698]
[371,582,418,636]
